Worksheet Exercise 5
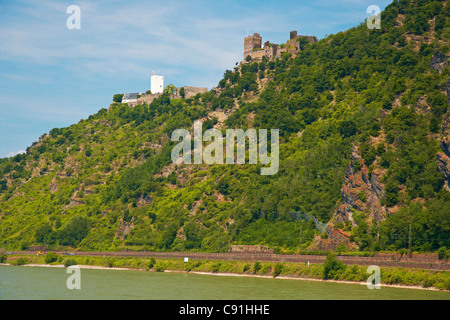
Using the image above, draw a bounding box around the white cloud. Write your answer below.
[0,0,246,88]
[7,150,26,158]
[0,0,394,159]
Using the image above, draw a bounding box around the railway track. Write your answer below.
[8,250,449,271]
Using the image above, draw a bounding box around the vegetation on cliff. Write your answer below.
[0,0,449,255]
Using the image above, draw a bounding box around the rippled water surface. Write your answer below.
[1,265,449,300]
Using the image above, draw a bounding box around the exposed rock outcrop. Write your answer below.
[430,51,448,73]
[437,113,450,190]
[309,145,387,251]
[437,152,450,191]
[332,145,386,226]
[309,228,357,252]
[115,217,134,240]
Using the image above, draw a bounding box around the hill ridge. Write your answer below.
[0,0,449,255]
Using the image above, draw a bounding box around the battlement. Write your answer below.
[243,30,317,63]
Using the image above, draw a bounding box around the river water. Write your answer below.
[0,265,449,300]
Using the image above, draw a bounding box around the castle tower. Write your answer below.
[151,72,164,94]
[290,30,298,40]
[244,33,262,59]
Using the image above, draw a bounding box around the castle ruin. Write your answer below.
[243,30,318,62]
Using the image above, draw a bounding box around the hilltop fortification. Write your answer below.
[243,30,318,62]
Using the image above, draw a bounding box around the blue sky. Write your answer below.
[0,0,392,158]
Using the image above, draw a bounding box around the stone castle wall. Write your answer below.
[182,86,208,99]
[243,31,318,63]
[134,86,208,106]
[244,33,262,59]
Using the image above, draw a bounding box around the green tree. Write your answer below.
[57,216,91,247]
[338,120,357,138]
[385,180,399,207]
[35,224,55,244]
[113,94,124,103]
[0,180,7,193]
[322,252,346,280]
[164,83,177,95]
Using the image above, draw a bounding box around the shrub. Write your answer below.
[106,258,114,268]
[15,257,29,266]
[211,261,222,273]
[438,247,448,260]
[253,261,261,274]
[148,257,156,269]
[0,253,7,263]
[44,252,58,264]
[155,262,167,272]
[64,258,77,267]
[322,252,346,280]
[273,262,284,277]
[357,191,367,202]
[260,264,271,274]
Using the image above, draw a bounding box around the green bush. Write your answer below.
[64,258,77,267]
[0,254,7,263]
[438,247,448,260]
[155,262,167,272]
[253,261,261,274]
[273,262,284,277]
[44,252,58,264]
[322,252,346,280]
[148,257,156,269]
[211,261,222,273]
[15,257,29,266]
[260,263,271,275]
[106,258,115,268]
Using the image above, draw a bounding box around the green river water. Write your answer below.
[0,265,449,300]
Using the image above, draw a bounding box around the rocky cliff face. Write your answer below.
[331,145,387,227]
[115,218,134,240]
[436,152,450,190]
[437,114,450,191]
[309,145,387,251]
[430,51,448,74]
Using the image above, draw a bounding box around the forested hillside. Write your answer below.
[0,0,449,254]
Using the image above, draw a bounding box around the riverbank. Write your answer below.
[2,253,449,292]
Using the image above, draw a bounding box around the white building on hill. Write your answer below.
[151,72,164,94]
[122,92,141,104]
